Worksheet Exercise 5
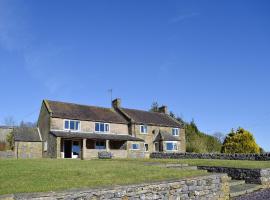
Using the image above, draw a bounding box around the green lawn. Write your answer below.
[138,158,270,169]
[0,159,207,195]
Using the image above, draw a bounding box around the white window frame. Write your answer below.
[95,122,110,133]
[44,141,48,152]
[64,119,81,132]
[172,128,179,136]
[140,125,148,134]
[131,143,140,150]
[165,141,178,151]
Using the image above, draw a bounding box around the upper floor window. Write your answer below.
[172,128,179,136]
[64,120,80,131]
[95,122,110,133]
[140,125,148,134]
[166,141,178,151]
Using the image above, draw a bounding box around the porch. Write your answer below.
[50,131,144,159]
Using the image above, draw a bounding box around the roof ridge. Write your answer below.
[122,107,167,115]
[45,99,113,111]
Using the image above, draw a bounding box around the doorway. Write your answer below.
[64,140,72,158]
[63,140,81,159]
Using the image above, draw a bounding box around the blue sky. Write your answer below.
[0,0,270,151]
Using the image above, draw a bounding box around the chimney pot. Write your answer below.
[112,98,121,108]
[158,105,168,114]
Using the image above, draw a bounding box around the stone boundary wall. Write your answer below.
[0,174,230,200]
[197,166,270,186]
[0,150,14,158]
[150,152,270,161]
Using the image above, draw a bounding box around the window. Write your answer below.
[172,128,179,136]
[154,142,159,152]
[95,122,110,133]
[95,141,106,149]
[144,143,149,152]
[131,143,139,150]
[140,125,148,134]
[64,120,80,131]
[44,141,48,152]
[166,142,178,151]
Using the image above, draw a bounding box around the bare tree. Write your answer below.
[213,132,225,143]
[3,116,16,126]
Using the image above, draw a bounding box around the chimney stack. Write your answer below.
[112,98,121,109]
[158,105,168,114]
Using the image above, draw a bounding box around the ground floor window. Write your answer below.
[154,142,159,152]
[144,143,149,152]
[131,143,139,150]
[95,140,106,150]
[166,141,178,151]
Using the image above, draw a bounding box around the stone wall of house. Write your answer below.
[197,166,270,186]
[150,152,270,160]
[46,134,57,158]
[2,174,230,200]
[14,142,42,159]
[51,118,129,134]
[127,141,145,158]
[37,102,50,157]
[133,125,185,154]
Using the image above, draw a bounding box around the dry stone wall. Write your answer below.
[197,166,270,186]
[151,152,270,161]
[1,174,230,200]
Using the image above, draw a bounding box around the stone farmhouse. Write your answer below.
[35,98,185,159]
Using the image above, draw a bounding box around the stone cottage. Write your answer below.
[37,99,185,159]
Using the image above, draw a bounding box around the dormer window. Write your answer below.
[95,122,110,133]
[64,120,80,131]
[172,128,179,136]
[140,125,148,134]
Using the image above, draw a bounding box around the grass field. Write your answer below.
[138,158,270,169]
[0,159,207,195]
[1,158,270,195]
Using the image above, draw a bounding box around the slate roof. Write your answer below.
[154,131,180,142]
[120,108,182,128]
[45,100,128,124]
[50,131,144,142]
[13,127,41,142]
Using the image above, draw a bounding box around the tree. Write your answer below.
[6,132,14,150]
[3,116,16,126]
[185,120,222,153]
[213,132,225,143]
[221,128,260,153]
[150,102,159,112]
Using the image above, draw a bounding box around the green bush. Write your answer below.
[221,128,260,153]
